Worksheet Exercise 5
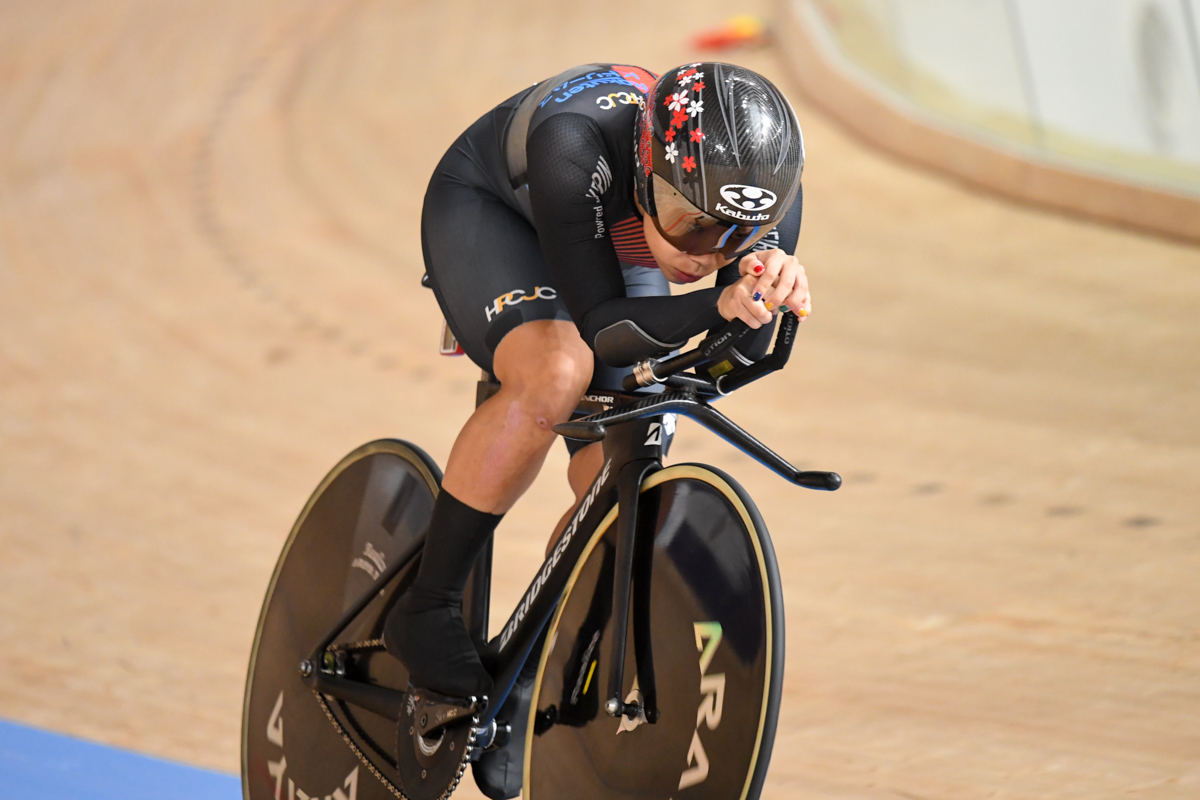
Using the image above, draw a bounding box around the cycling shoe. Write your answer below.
[383,591,493,700]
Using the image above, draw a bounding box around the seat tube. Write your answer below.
[463,538,493,647]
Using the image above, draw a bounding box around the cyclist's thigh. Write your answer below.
[422,176,570,377]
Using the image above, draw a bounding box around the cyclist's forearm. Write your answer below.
[580,288,725,365]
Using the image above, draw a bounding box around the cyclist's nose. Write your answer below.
[691,252,729,271]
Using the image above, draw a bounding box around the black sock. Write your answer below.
[411,488,503,607]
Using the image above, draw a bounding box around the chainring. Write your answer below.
[395,699,475,800]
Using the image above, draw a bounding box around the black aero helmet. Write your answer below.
[634,63,804,258]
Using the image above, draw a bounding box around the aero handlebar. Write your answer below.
[622,312,799,394]
[566,311,839,491]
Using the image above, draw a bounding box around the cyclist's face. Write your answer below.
[640,204,732,284]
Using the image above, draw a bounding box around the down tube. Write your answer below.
[478,457,619,723]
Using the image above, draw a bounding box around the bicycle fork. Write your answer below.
[602,419,666,725]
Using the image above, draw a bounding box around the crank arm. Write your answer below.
[405,686,488,738]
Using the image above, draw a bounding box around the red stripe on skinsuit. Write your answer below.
[612,65,657,95]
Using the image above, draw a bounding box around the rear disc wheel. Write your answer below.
[242,440,442,800]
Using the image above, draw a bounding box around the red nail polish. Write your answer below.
[752,264,764,275]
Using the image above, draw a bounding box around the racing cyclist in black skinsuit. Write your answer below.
[384,62,810,712]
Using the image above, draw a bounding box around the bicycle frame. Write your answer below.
[300,399,663,729]
[301,313,840,734]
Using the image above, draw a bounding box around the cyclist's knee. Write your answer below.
[538,347,593,396]
[494,321,593,407]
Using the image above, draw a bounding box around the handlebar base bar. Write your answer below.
[553,391,841,491]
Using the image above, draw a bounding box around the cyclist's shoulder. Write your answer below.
[531,64,656,115]
[527,64,655,139]
[524,66,651,195]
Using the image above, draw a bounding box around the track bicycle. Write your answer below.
[241,311,840,800]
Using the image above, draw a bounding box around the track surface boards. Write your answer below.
[1,1,1198,797]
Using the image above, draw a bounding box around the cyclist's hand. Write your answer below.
[737,249,812,322]
[718,273,774,328]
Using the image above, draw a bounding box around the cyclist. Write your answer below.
[383,62,811,702]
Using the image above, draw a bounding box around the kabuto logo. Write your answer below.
[719,184,777,212]
[715,203,771,223]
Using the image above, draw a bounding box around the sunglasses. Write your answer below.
[650,176,776,258]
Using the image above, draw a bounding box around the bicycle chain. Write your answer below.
[327,638,386,653]
[314,639,475,800]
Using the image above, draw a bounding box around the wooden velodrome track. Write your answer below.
[2,0,1198,796]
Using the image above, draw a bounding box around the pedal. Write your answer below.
[470,719,511,756]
